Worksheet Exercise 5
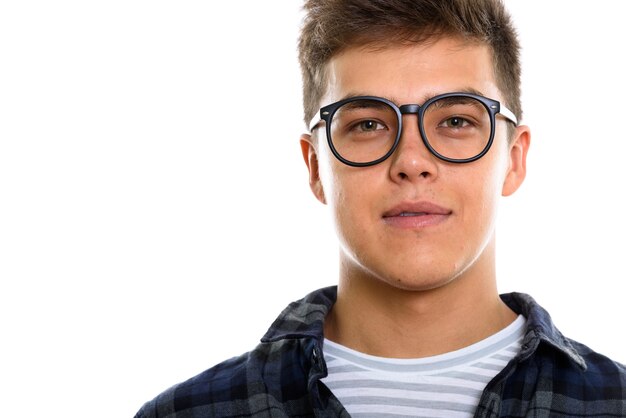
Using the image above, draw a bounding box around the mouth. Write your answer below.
[397,212,429,217]
[382,202,452,229]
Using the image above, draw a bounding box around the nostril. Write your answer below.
[397,171,428,180]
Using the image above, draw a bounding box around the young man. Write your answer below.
[135,0,626,416]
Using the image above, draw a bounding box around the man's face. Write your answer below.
[301,37,529,291]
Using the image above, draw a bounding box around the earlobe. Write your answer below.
[502,126,531,197]
[300,134,326,204]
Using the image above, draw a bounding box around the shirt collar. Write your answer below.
[261,286,336,343]
[501,292,587,370]
[261,287,586,370]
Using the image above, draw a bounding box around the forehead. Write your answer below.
[324,37,501,105]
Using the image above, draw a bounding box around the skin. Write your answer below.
[300,37,530,358]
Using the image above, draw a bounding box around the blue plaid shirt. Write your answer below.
[135,286,626,417]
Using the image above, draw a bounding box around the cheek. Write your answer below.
[315,134,335,195]
[315,142,350,226]
[320,159,381,248]
[326,167,369,221]
[317,137,369,208]
[458,148,509,231]
[469,133,511,195]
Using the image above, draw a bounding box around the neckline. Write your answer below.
[323,315,526,373]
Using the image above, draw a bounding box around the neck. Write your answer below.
[324,242,516,358]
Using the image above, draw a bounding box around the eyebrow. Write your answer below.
[429,95,484,109]
[339,87,488,105]
[339,100,392,111]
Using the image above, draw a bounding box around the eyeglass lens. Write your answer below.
[328,96,492,164]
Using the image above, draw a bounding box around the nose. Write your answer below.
[388,113,439,183]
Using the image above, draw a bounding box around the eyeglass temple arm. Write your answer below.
[308,112,324,133]
[499,104,518,126]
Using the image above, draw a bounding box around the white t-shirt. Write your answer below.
[321,315,526,418]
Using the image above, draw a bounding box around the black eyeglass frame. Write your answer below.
[308,92,518,167]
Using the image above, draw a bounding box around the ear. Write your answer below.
[502,125,531,197]
[300,134,327,204]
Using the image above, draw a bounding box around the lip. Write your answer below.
[382,201,452,229]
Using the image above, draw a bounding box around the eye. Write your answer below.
[357,120,385,131]
[442,116,470,128]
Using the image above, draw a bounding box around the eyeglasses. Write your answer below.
[308,92,518,167]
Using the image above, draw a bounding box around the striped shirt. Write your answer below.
[135,287,626,417]
[321,315,526,417]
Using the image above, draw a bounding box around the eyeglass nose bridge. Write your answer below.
[398,104,421,115]
[394,103,432,160]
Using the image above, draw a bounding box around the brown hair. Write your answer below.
[298,0,522,128]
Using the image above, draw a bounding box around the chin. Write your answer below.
[383,276,456,292]
[342,248,475,293]
[370,265,461,293]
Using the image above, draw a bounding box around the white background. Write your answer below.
[1,1,624,417]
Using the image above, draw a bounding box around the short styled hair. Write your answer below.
[298,0,522,128]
